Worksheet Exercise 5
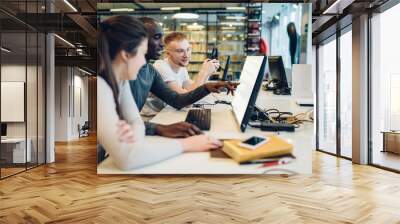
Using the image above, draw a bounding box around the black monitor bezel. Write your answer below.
[221,55,231,81]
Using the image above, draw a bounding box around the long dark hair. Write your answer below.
[98,15,148,118]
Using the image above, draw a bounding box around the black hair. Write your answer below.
[137,17,157,27]
[98,15,147,118]
[287,22,297,39]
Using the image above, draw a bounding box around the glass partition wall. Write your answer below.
[370,3,400,172]
[316,26,353,159]
[317,36,337,155]
[0,1,46,179]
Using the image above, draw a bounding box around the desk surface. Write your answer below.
[98,91,314,175]
[1,138,28,143]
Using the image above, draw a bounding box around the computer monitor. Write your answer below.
[1,123,7,137]
[221,55,231,81]
[268,56,289,89]
[231,56,267,132]
[210,47,218,59]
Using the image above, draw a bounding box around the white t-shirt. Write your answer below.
[153,59,190,88]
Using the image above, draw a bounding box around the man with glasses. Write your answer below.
[154,32,220,93]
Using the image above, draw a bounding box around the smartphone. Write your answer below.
[238,136,269,150]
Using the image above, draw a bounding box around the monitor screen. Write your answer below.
[221,55,231,81]
[268,56,288,89]
[1,123,7,137]
[231,56,266,132]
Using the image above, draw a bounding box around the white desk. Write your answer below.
[98,91,314,174]
[1,138,32,163]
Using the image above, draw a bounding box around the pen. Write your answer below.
[260,161,279,168]
[240,159,280,165]
[259,158,292,168]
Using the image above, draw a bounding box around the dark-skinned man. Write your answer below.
[129,17,238,138]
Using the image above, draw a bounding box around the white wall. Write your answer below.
[54,67,89,141]
[1,64,46,164]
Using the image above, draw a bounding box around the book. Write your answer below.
[221,135,293,163]
[240,154,295,165]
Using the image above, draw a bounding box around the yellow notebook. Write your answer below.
[222,135,293,163]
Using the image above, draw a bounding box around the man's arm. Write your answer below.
[145,121,202,137]
[149,66,210,110]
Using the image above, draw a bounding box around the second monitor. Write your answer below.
[221,55,231,81]
[267,56,290,95]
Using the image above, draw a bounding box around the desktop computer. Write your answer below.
[221,55,231,81]
[208,55,230,81]
[231,56,267,132]
[264,56,291,95]
[210,47,218,60]
[185,56,267,132]
[185,56,295,132]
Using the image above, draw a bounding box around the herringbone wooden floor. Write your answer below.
[1,135,400,224]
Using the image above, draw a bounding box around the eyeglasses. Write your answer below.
[168,47,192,55]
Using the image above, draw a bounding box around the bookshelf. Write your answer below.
[246,3,263,55]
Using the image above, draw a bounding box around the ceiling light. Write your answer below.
[221,27,236,30]
[63,0,78,12]
[161,7,181,11]
[163,16,168,20]
[54,34,75,48]
[226,7,246,11]
[226,16,246,20]
[1,47,11,53]
[187,23,204,30]
[221,22,245,26]
[78,67,92,76]
[110,8,134,12]
[172,13,199,19]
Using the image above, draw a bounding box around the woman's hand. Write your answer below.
[116,120,136,144]
[180,135,223,152]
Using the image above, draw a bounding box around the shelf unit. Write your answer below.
[151,7,259,79]
[246,3,263,55]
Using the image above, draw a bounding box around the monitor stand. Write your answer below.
[273,87,291,95]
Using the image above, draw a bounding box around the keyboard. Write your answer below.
[185,109,211,130]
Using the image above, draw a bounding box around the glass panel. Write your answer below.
[317,38,337,154]
[216,13,246,80]
[1,31,27,177]
[27,31,38,169]
[38,32,45,165]
[340,30,352,158]
[371,4,400,171]
[262,3,303,68]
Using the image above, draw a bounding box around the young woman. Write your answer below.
[97,15,222,171]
